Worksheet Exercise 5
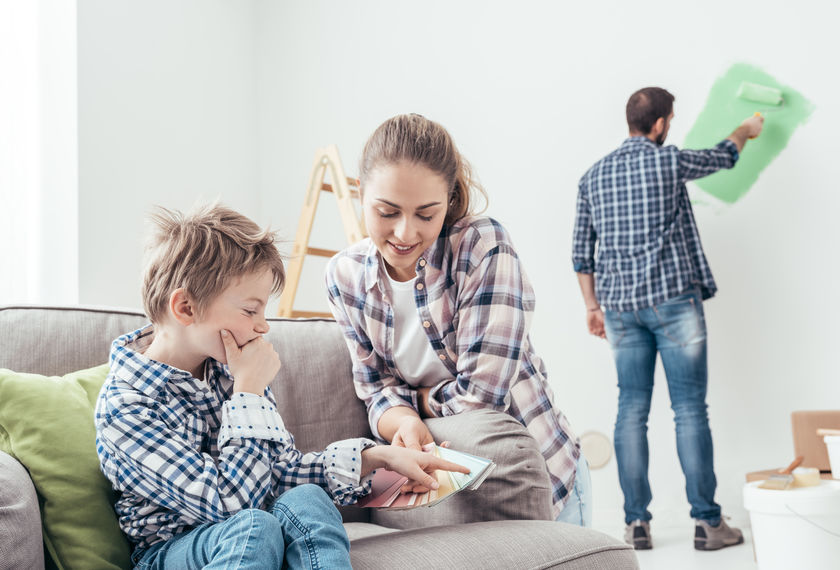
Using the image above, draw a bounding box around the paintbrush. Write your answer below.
[758,456,804,490]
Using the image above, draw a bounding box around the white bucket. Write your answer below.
[743,481,840,570]
[825,435,840,479]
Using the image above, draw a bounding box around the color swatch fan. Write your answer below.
[357,446,495,510]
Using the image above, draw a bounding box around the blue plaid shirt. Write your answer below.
[327,216,580,518]
[95,325,374,554]
[572,137,739,311]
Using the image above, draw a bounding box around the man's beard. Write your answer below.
[656,130,667,146]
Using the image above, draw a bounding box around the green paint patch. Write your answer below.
[683,63,814,204]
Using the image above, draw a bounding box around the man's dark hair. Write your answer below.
[626,87,675,134]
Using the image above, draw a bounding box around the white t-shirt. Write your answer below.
[386,273,453,387]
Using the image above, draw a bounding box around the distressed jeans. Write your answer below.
[604,288,721,525]
[134,484,351,569]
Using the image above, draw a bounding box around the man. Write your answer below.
[572,87,763,551]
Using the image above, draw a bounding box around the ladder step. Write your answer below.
[289,310,334,319]
[305,247,339,258]
[321,182,360,198]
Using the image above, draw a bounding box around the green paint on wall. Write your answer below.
[683,63,814,204]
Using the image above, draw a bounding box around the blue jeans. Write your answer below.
[604,288,721,525]
[555,456,593,527]
[134,484,351,569]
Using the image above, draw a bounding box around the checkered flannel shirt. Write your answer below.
[573,137,739,311]
[327,216,580,517]
[95,325,374,553]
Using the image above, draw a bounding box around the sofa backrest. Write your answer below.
[0,305,373,450]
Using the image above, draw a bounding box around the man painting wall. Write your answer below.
[572,86,763,551]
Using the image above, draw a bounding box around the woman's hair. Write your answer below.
[359,114,487,226]
[142,202,285,324]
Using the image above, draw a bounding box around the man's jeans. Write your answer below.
[604,288,721,525]
[134,484,351,569]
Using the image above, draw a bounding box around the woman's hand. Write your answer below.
[392,414,435,451]
[361,445,470,494]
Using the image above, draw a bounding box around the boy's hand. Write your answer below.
[361,445,471,494]
[221,329,281,395]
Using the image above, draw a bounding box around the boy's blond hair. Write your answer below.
[142,203,285,324]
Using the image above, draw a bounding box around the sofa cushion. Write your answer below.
[0,364,131,570]
[0,451,45,570]
[349,520,639,570]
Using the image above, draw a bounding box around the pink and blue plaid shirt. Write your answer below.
[327,216,580,516]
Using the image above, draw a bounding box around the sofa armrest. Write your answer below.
[0,451,45,570]
[370,409,553,529]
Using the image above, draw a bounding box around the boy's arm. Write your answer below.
[97,395,283,524]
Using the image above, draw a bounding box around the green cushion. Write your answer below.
[0,364,131,570]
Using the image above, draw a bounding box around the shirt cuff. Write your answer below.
[718,138,739,163]
[323,438,377,505]
[573,260,595,273]
[218,392,291,448]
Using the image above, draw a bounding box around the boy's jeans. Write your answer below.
[134,484,351,569]
[604,288,721,525]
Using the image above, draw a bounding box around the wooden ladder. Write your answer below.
[277,144,366,318]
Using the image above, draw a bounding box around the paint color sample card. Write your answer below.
[357,446,495,510]
[683,63,814,204]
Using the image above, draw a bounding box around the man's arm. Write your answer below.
[726,114,765,153]
[576,272,605,339]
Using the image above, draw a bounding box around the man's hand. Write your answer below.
[391,414,435,451]
[221,329,281,395]
[741,114,765,138]
[727,114,765,152]
[587,308,606,339]
[361,445,471,494]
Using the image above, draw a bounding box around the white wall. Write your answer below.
[254,0,840,527]
[0,0,77,305]
[77,0,261,308]
[74,0,839,528]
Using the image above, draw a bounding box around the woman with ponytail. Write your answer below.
[326,114,590,525]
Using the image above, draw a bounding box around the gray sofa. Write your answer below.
[0,305,638,569]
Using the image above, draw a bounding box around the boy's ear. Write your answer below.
[170,288,197,326]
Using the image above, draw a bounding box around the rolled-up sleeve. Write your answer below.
[572,180,597,273]
[678,139,739,181]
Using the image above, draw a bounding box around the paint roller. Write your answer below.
[736,81,785,115]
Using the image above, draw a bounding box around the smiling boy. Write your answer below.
[95,203,467,569]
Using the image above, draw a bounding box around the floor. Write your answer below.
[594,519,758,570]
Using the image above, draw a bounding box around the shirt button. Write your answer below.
[423,321,431,328]
[439,354,446,360]
[419,259,426,267]
[416,283,424,291]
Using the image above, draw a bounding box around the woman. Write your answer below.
[326,114,590,525]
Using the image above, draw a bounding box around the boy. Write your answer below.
[95,203,467,569]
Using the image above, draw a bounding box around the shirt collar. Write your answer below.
[622,135,657,147]
[110,324,229,398]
